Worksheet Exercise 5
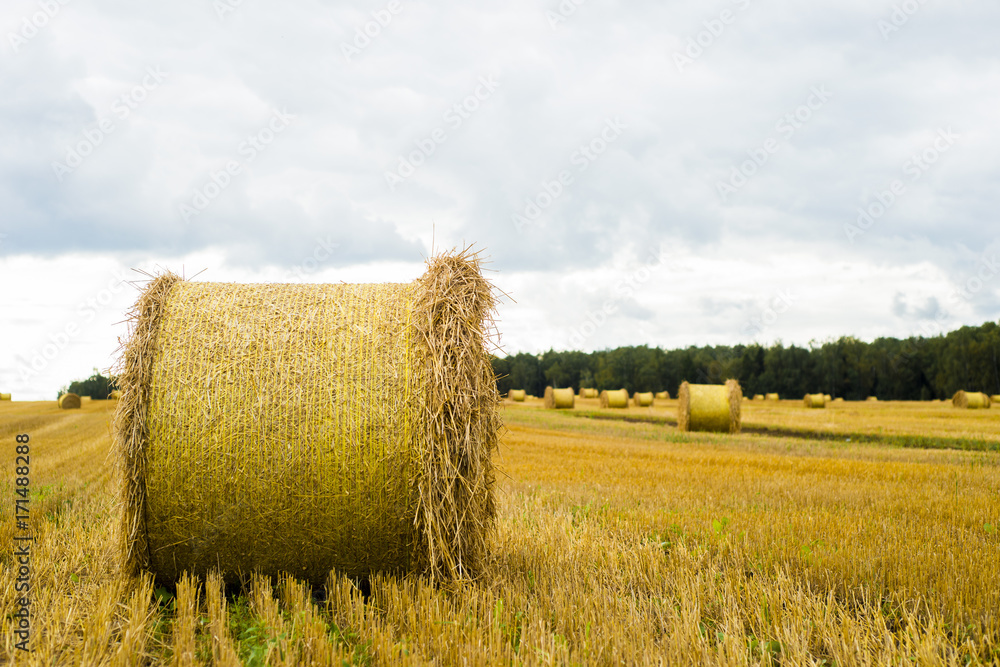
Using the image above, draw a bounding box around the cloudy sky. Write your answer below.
[2,0,999,400]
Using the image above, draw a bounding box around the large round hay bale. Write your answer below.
[113,250,500,586]
[58,393,81,409]
[953,391,991,409]
[0,393,11,401]
[599,389,629,408]
[508,389,526,402]
[678,380,742,433]
[803,393,826,408]
[633,391,654,407]
[655,391,670,400]
[544,387,575,409]
[765,393,779,401]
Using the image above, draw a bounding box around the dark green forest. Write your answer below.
[58,369,118,400]
[491,320,1000,401]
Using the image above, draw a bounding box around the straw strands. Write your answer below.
[953,391,991,409]
[113,248,501,586]
[544,387,575,409]
[508,389,526,402]
[600,389,629,409]
[633,392,654,407]
[804,394,826,408]
[58,393,81,409]
[677,380,742,434]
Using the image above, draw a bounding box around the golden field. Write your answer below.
[2,398,1000,665]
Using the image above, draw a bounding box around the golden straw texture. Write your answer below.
[544,387,575,409]
[599,389,629,409]
[677,380,742,434]
[633,392,654,407]
[58,393,81,409]
[953,391,991,409]
[803,393,826,408]
[508,389,526,402]
[113,249,500,586]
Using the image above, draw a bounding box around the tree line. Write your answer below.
[491,320,1000,401]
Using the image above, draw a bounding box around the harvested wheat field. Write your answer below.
[2,396,1000,664]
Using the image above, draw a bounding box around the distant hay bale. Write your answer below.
[113,249,501,586]
[109,389,122,400]
[600,389,629,409]
[953,391,991,409]
[677,380,742,433]
[58,393,81,409]
[544,387,575,409]
[82,396,92,402]
[765,393,779,401]
[508,389,526,402]
[633,392,654,407]
[577,387,599,399]
[655,391,670,400]
[0,393,11,401]
[992,395,1000,404]
[803,393,826,408]
[867,396,879,402]
[833,397,844,403]
[753,394,764,401]
[823,394,832,402]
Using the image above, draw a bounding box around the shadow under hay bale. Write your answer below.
[508,389,526,402]
[952,391,990,409]
[114,248,501,587]
[58,393,81,409]
[803,394,826,408]
[544,387,575,409]
[599,389,629,409]
[633,392,654,407]
[677,380,742,434]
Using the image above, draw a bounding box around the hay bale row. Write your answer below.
[633,392,654,407]
[655,391,670,400]
[113,249,501,586]
[803,393,826,408]
[600,388,629,409]
[953,391,991,409]
[678,380,742,433]
[58,393,81,409]
[0,393,11,401]
[508,389,526,402]
[544,387,575,409]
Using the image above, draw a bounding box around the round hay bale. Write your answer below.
[677,380,742,433]
[0,393,11,401]
[58,393,81,409]
[655,391,670,400]
[544,387,575,409]
[753,394,764,401]
[833,397,844,403]
[508,389,526,402]
[585,388,599,398]
[109,389,122,400]
[599,389,629,409]
[952,391,990,409]
[765,393,779,401]
[113,249,500,586]
[867,396,879,402]
[803,393,826,408]
[992,395,1000,405]
[823,394,832,402]
[633,391,654,407]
